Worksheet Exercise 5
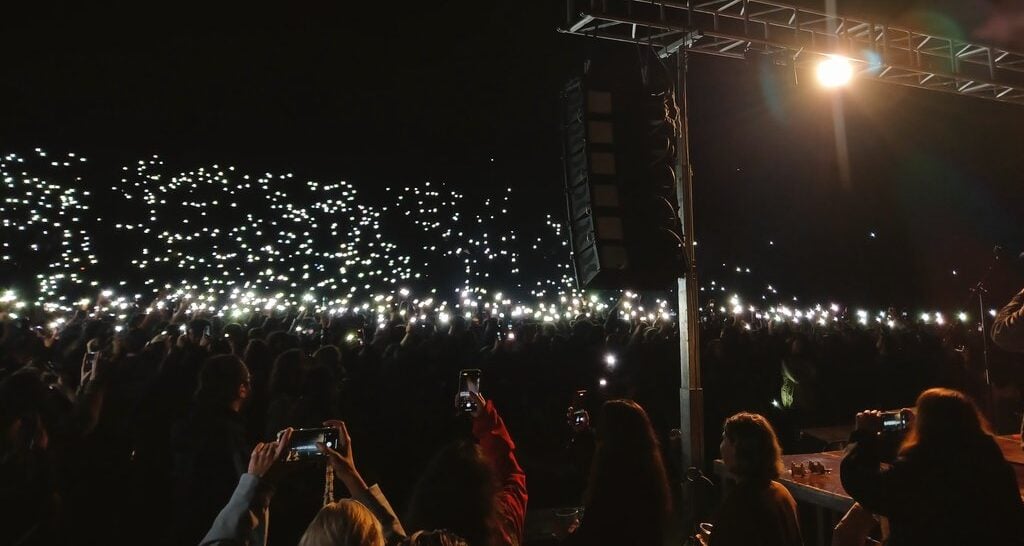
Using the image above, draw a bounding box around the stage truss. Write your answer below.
[560,0,1024,106]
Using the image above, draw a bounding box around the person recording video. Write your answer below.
[840,388,1024,546]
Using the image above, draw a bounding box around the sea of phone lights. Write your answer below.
[0,149,990,332]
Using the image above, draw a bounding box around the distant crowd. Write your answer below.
[2,291,1024,545]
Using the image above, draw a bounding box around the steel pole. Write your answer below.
[674,51,704,472]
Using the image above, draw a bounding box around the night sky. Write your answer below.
[2,1,1023,309]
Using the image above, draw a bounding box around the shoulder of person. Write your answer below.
[767,480,797,505]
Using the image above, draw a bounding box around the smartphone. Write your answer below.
[277,427,341,462]
[457,369,482,413]
[570,389,588,428]
[880,410,909,433]
[85,350,99,374]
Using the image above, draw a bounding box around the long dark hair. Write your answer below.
[899,388,992,456]
[405,441,500,546]
[581,400,672,543]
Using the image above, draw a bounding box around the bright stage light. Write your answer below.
[816,55,854,88]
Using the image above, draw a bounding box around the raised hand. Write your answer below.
[854,410,882,434]
[248,428,292,477]
[318,420,358,480]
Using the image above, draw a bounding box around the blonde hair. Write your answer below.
[298,499,384,546]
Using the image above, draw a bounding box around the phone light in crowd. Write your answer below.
[957,312,968,322]
[604,353,616,369]
[179,324,187,333]
[935,313,945,325]
[990,309,997,317]
[507,332,515,341]
[598,378,608,388]
[345,332,356,342]
[114,325,123,332]
[101,289,113,298]
[816,55,854,87]
[771,399,781,408]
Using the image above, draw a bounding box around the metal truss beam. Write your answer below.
[560,0,1024,106]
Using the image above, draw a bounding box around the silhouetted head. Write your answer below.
[406,440,499,546]
[195,355,251,412]
[901,388,990,454]
[721,412,783,484]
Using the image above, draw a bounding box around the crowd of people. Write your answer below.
[2,290,1024,545]
[699,306,1024,451]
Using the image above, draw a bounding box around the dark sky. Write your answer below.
[2,1,1024,309]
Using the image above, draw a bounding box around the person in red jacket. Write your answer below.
[406,393,527,546]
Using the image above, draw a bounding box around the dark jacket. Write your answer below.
[709,479,803,546]
[841,430,1024,546]
[992,288,1024,352]
[172,405,252,545]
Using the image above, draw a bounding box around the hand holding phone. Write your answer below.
[317,420,360,480]
[249,428,292,477]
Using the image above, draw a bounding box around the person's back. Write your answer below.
[172,355,253,545]
[844,430,1022,545]
[841,388,1024,546]
[907,436,1021,544]
[710,479,800,546]
[712,412,802,546]
[563,399,671,546]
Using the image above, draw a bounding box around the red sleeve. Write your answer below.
[473,400,528,546]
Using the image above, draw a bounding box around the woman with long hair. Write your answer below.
[841,388,1024,546]
[712,412,802,546]
[563,399,672,546]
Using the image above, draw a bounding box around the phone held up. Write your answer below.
[880,409,911,433]
[277,427,341,462]
[569,389,589,431]
[457,369,482,413]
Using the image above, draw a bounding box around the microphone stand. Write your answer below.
[968,251,999,418]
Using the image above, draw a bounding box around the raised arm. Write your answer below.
[201,430,290,546]
[318,420,407,545]
[470,394,528,545]
[839,411,914,518]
